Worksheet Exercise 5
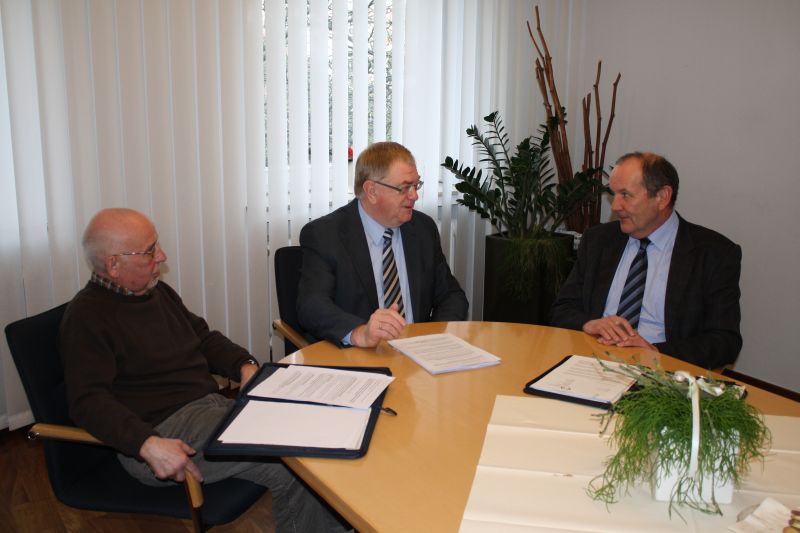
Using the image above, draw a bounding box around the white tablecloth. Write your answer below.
[460,396,800,532]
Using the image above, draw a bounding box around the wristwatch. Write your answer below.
[244,357,259,368]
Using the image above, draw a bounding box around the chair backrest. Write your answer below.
[5,303,70,425]
[274,245,307,353]
[721,368,800,402]
[4,303,118,497]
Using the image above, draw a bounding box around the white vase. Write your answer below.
[651,462,734,504]
[650,422,738,505]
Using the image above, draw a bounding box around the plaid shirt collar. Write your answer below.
[90,272,154,296]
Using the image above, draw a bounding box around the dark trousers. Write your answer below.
[118,393,348,532]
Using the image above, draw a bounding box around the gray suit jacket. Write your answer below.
[550,215,742,369]
[297,200,468,344]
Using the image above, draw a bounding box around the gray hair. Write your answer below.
[354,142,415,197]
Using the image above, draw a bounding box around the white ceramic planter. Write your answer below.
[651,463,734,504]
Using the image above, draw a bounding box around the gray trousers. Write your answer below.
[118,393,348,533]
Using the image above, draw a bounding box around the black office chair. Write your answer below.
[5,303,267,532]
[272,246,310,354]
[720,367,800,402]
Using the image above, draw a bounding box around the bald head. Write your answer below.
[82,208,155,274]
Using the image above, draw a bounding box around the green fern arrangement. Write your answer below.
[588,360,771,518]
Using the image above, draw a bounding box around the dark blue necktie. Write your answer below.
[617,238,650,328]
[382,229,405,317]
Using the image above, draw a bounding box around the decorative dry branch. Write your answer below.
[600,73,622,175]
[582,95,593,170]
[593,62,602,171]
[528,6,621,232]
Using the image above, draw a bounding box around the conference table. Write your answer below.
[279,321,800,533]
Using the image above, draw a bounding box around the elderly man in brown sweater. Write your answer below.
[59,208,347,532]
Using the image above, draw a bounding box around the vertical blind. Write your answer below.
[1,0,576,429]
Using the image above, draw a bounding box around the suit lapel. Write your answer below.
[594,230,628,315]
[340,201,379,310]
[400,217,421,319]
[664,216,693,332]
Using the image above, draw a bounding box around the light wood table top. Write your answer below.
[280,321,800,533]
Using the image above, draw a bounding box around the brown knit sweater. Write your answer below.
[59,281,251,457]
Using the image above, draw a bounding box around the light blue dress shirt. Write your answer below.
[342,203,415,344]
[603,210,679,343]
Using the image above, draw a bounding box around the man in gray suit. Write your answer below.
[298,142,468,347]
[550,152,742,369]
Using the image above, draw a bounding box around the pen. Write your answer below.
[381,407,398,416]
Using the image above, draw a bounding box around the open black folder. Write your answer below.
[204,363,392,459]
[523,355,636,410]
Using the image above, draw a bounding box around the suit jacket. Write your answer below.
[297,199,468,344]
[550,215,742,369]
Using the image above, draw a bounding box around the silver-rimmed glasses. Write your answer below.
[112,240,160,259]
[371,179,424,195]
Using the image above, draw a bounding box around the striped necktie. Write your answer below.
[617,238,650,329]
[382,229,405,317]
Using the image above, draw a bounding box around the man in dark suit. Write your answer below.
[550,152,742,369]
[298,142,468,347]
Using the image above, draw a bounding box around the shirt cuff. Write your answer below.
[342,330,354,346]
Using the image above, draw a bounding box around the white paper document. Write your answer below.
[526,355,636,405]
[728,497,793,533]
[219,400,370,449]
[248,365,394,409]
[388,333,501,375]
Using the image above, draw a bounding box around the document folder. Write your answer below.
[204,363,391,459]
[523,355,635,410]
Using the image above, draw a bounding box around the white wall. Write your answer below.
[569,0,800,390]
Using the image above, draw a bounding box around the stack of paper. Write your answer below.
[219,401,370,449]
[248,365,393,409]
[389,333,501,375]
[218,365,393,450]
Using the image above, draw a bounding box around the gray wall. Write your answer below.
[568,0,799,389]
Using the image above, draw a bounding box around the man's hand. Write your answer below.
[583,315,635,343]
[239,362,259,388]
[350,304,407,348]
[139,435,203,483]
[608,330,657,351]
[582,316,658,351]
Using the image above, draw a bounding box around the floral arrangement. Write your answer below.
[587,359,771,517]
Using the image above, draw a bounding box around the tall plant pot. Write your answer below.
[483,233,574,325]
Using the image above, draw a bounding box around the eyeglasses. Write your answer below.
[112,240,160,259]
[371,179,424,195]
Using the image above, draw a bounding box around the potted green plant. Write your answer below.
[588,361,771,518]
[441,111,602,324]
[439,7,620,324]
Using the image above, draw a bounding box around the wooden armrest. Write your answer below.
[29,423,103,445]
[272,319,309,350]
[30,422,205,509]
[184,470,204,508]
[30,421,205,531]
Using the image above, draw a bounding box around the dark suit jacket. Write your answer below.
[550,215,742,369]
[297,199,468,344]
